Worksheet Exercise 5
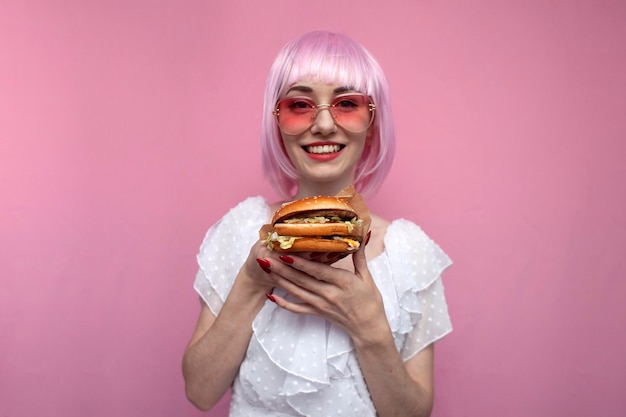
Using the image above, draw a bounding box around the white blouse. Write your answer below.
[194,197,453,417]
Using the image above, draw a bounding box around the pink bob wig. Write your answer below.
[261,31,396,200]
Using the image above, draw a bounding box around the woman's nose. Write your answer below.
[310,106,337,135]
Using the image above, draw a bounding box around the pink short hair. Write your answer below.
[261,31,395,199]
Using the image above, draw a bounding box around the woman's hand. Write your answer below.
[239,240,285,295]
[290,250,349,265]
[257,244,387,340]
[237,241,346,300]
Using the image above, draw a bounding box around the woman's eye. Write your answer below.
[334,99,359,109]
[288,100,314,111]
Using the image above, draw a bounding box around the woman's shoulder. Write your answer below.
[381,217,452,289]
[367,215,437,252]
[367,215,438,249]
[229,195,269,214]
[383,218,444,251]
[199,196,269,246]
[212,196,270,225]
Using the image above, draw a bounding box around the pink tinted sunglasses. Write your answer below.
[273,93,376,135]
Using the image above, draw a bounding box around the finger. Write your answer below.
[267,294,313,314]
[271,271,331,310]
[323,252,348,265]
[273,262,329,294]
[352,239,370,280]
[278,254,339,284]
[303,251,336,263]
[271,295,320,316]
[262,255,328,295]
[308,252,325,261]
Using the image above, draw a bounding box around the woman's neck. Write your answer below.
[293,179,354,200]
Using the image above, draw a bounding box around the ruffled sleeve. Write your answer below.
[383,219,453,360]
[193,197,269,315]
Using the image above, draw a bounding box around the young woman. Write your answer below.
[183,31,452,417]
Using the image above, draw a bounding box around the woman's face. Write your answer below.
[277,81,373,190]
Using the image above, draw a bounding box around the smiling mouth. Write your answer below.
[304,144,345,154]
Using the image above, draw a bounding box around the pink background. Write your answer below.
[1,1,625,416]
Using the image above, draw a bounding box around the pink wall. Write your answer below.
[1,1,625,416]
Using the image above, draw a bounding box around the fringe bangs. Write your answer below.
[280,36,373,95]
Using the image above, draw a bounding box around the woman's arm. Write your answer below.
[182,242,275,411]
[351,313,435,417]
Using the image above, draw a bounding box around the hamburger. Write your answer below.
[261,194,370,254]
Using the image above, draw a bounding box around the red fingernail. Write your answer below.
[279,255,294,264]
[256,258,271,268]
[266,293,276,303]
[364,231,372,246]
[261,266,271,274]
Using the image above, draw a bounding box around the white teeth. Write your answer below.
[306,144,341,154]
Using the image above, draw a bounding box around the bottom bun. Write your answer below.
[272,237,360,253]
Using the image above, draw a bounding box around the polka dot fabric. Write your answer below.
[194,197,453,416]
[195,197,269,315]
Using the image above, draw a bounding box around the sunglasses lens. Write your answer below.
[275,94,373,135]
[275,98,317,135]
[330,95,372,132]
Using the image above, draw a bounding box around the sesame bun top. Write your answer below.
[271,196,357,225]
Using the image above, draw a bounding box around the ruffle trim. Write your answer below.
[382,219,453,338]
[194,196,269,315]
